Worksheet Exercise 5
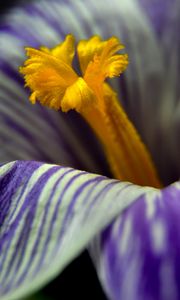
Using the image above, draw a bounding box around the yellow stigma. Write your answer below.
[20,34,162,188]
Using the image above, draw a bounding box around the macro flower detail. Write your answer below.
[20,35,128,112]
[0,1,180,300]
[20,35,161,187]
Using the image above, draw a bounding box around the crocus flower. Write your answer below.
[0,1,180,300]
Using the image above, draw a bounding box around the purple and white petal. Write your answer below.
[0,161,156,300]
[91,182,180,300]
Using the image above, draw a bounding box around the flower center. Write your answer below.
[20,34,162,188]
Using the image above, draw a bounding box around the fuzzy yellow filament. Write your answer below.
[20,34,162,188]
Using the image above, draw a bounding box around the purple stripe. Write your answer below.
[0,165,62,292]
[4,117,53,162]
[0,161,43,275]
[0,25,40,45]
[23,3,65,38]
[0,85,62,143]
[83,0,114,38]
[0,62,24,86]
[0,165,60,255]
[59,0,94,36]
[0,161,40,227]
[0,88,92,170]
[82,180,120,222]
[81,177,108,207]
[33,170,87,273]
[0,162,20,226]
[2,163,44,229]
[138,0,175,37]
[1,218,33,294]
[0,131,38,161]
[11,168,75,289]
[106,183,132,212]
[1,197,39,290]
[54,176,104,249]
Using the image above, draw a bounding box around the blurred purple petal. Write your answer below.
[92,182,180,300]
[138,0,178,37]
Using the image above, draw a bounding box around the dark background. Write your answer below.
[0,1,107,299]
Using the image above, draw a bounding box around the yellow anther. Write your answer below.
[20,34,162,188]
[19,35,77,110]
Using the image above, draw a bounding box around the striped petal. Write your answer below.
[0,160,155,299]
[91,181,180,300]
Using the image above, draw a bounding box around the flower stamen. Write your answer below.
[20,34,162,188]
